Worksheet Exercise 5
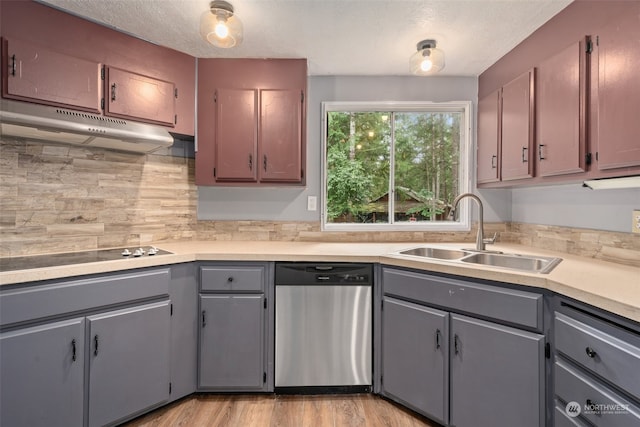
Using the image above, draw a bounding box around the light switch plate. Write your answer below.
[633,210,640,234]
[307,196,317,211]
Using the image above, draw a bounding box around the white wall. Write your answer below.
[198,75,481,221]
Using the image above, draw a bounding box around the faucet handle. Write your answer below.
[483,232,497,244]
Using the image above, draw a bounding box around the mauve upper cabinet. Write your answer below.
[591,12,640,171]
[478,0,640,187]
[2,37,102,113]
[0,1,195,136]
[196,58,307,186]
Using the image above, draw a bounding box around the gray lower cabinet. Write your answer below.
[168,263,198,402]
[199,295,265,390]
[553,301,640,427]
[87,301,171,427]
[380,266,545,427]
[382,297,449,425]
[449,314,545,427]
[0,267,172,427]
[198,263,269,392]
[0,318,86,427]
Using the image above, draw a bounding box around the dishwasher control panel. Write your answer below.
[275,263,373,286]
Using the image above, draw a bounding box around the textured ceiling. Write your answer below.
[38,0,573,76]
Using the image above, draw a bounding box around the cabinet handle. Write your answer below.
[71,339,77,362]
[111,83,117,101]
[491,155,497,169]
[435,329,441,349]
[522,147,528,163]
[93,335,99,356]
[11,54,16,76]
[538,144,546,161]
[202,310,206,328]
[248,154,253,171]
[263,155,268,172]
[585,347,597,358]
[454,334,460,355]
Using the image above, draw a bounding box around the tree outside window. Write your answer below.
[322,102,471,231]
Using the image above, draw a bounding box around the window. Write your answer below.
[322,101,472,231]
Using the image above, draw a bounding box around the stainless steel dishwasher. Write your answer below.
[274,263,373,393]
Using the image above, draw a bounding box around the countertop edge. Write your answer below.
[1,242,638,324]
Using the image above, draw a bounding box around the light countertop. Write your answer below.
[1,241,639,323]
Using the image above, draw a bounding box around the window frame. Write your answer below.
[321,101,473,232]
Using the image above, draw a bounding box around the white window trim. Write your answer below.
[321,101,473,232]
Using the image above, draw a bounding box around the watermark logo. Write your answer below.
[565,401,581,418]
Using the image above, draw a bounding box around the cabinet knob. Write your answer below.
[585,347,597,358]
[227,276,234,283]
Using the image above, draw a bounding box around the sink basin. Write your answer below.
[460,252,562,274]
[395,245,562,274]
[397,247,471,260]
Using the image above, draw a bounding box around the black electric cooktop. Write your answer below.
[0,247,172,272]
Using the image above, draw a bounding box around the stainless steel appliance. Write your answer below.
[274,263,372,392]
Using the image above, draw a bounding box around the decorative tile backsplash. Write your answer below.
[1,138,638,267]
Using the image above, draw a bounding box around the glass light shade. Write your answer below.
[200,9,243,48]
[410,46,445,75]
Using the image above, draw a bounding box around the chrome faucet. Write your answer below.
[452,193,496,251]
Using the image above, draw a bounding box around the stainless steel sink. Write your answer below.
[461,252,562,273]
[398,247,471,260]
[395,246,562,274]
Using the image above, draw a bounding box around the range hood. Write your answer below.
[0,99,174,153]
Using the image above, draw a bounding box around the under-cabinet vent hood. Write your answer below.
[0,99,174,153]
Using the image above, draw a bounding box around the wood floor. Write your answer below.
[123,394,440,427]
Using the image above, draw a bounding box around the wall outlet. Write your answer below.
[634,210,640,234]
[307,196,317,211]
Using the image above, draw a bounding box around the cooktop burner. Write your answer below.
[0,247,172,272]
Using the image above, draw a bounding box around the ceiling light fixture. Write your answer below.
[410,39,445,75]
[200,1,243,48]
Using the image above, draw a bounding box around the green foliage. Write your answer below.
[326,110,460,223]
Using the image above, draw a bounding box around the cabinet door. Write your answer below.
[168,263,198,402]
[592,13,640,170]
[0,318,85,427]
[104,66,176,126]
[87,301,170,427]
[477,89,501,183]
[259,89,303,182]
[382,297,449,425]
[450,314,545,427]
[3,37,101,112]
[501,69,534,181]
[215,88,258,181]
[199,294,265,390]
[536,39,588,176]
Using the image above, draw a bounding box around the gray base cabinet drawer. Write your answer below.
[555,359,640,427]
[555,312,640,401]
[200,265,265,292]
[0,268,170,326]
[382,267,542,330]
